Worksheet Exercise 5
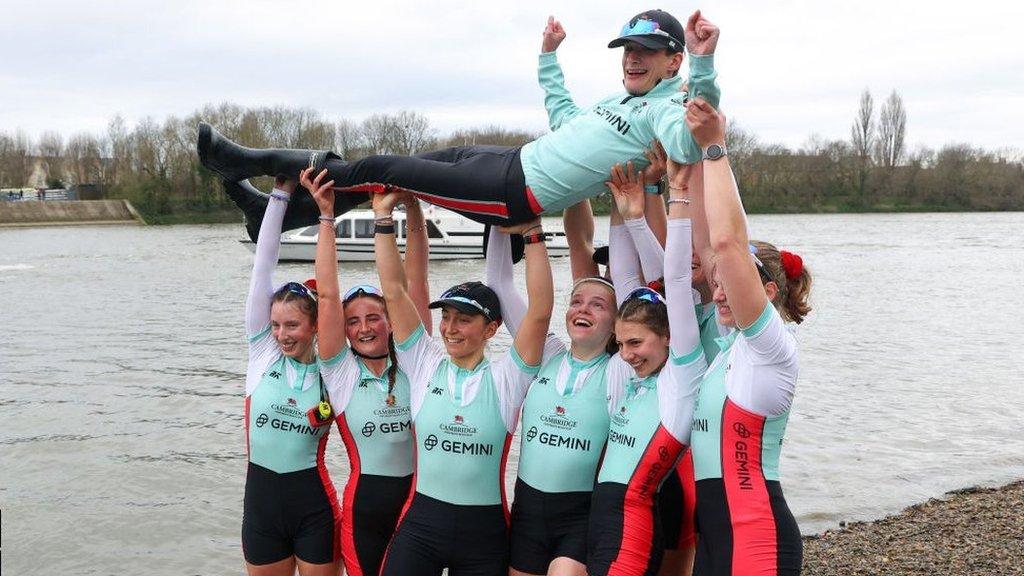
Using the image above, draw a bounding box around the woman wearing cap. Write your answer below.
[371,189,554,576]
[580,161,707,576]
[300,168,433,576]
[236,175,341,576]
[683,99,811,576]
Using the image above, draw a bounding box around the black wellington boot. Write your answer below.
[222,179,370,242]
[198,122,340,182]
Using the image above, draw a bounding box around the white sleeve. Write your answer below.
[318,347,362,414]
[492,345,542,433]
[659,219,706,445]
[394,323,446,417]
[728,304,799,416]
[624,217,665,282]
[665,220,704,364]
[609,224,643,306]
[485,227,528,336]
[604,354,632,415]
[245,328,281,396]
[245,188,288,338]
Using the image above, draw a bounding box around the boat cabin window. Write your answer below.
[426,220,443,239]
[299,226,318,237]
[354,219,374,239]
[337,220,352,238]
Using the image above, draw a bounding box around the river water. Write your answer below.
[2,213,1023,574]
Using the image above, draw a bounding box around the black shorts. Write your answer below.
[341,473,413,576]
[242,462,340,565]
[380,492,509,576]
[509,478,591,573]
[587,482,664,576]
[693,479,802,576]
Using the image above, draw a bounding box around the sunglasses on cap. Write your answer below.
[343,284,383,303]
[620,18,668,38]
[276,281,317,301]
[624,286,665,305]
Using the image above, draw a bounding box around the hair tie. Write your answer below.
[646,278,665,296]
[303,278,318,293]
[780,251,803,281]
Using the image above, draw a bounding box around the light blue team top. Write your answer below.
[520,52,720,214]
[320,348,414,478]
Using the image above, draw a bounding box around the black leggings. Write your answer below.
[327,145,540,225]
[380,492,509,576]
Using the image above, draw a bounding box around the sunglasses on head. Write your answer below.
[276,281,317,301]
[625,286,665,306]
[343,284,383,303]
[749,245,772,284]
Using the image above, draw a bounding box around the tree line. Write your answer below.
[1,90,1021,220]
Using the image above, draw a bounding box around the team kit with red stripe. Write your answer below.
[319,348,414,576]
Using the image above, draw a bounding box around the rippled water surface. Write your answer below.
[3,213,1023,574]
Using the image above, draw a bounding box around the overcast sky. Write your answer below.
[3,0,1022,152]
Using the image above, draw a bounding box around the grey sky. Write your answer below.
[3,0,1022,152]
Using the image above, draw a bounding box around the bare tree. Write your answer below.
[876,90,907,169]
[335,119,365,159]
[0,130,33,188]
[361,111,435,156]
[850,89,875,202]
[38,131,65,186]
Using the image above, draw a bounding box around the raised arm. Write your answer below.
[650,11,721,164]
[641,140,669,248]
[607,162,666,302]
[245,177,293,336]
[501,218,554,367]
[686,99,766,328]
[563,200,600,280]
[300,168,347,361]
[538,16,581,130]
[664,162,703,361]
[484,226,527,336]
[402,199,433,334]
[373,192,425,344]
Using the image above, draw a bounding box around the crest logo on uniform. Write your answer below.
[287,398,297,407]
[269,371,281,379]
[454,415,464,424]
[555,406,566,415]
[385,394,397,407]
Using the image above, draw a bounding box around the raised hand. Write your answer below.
[371,189,404,218]
[606,162,645,221]
[641,140,668,185]
[684,10,720,55]
[542,16,566,53]
[684,98,727,148]
[299,167,335,216]
[499,217,543,236]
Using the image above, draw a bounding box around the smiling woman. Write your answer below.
[371,189,554,576]
[236,176,342,576]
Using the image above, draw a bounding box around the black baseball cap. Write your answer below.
[608,10,685,53]
[429,282,502,323]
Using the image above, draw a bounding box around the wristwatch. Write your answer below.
[703,143,727,161]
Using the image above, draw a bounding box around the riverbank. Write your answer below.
[0,199,146,226]
[803,480,1024,575]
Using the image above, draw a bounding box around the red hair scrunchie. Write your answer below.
[780,251,803,281]
[303,278,318,293]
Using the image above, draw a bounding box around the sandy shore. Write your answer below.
[802,480,1024,575]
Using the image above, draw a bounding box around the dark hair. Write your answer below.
[751,240,813,324]
[616,289,669,338]
[272,288,318,324]
[343,292,399,395]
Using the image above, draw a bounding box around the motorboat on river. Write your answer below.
[241,204,570,262]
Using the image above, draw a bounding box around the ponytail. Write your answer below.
[783,266,812,324]
[751,241,813,324]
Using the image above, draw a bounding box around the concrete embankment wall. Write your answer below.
[0,200,146,226]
